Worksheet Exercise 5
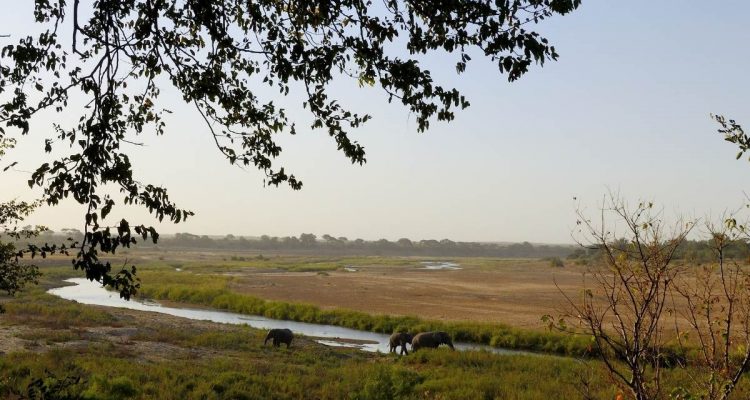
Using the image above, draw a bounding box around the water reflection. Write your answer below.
[419,261,462,270]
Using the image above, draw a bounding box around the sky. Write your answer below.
[1,1,749,244]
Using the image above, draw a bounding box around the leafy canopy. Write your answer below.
[0,0,580,297]
[0,138,54,310]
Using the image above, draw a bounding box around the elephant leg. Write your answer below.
[401,344,408,355]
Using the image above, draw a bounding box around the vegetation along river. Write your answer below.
[49,278,528,355]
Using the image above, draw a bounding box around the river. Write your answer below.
[48,278,525,355]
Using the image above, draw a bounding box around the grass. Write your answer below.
[0,285,624,399]
[2,292,119,330]
[2,349,613,399]
[4,265,750,399]
[130,255,418,274]
[3,339,746,399]
[127,253,536,274]
[15,328,84,344]
[0,333,614,400]
[21,256,663,360]
[132,270,592,357]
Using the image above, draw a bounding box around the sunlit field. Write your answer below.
[2,249,749,399]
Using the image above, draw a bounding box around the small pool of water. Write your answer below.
[48,278,521,355]
[419,261,462,270]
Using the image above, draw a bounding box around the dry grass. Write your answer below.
[222,258,583,329]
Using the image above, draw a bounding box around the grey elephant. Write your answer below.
[389,332,413,355]
[264,328,293,348]
[411,331,455,351]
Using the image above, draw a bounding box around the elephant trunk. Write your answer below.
[264,333,272,345]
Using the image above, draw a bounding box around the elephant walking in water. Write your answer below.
[389,332,413,355]
[264,328,293,348]
[411,331,455,351]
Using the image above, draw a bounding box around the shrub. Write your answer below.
[547,257,564,268]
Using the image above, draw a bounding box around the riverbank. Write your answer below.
[1,284,624,399]
[49,278,526,355]
[5,266,750,398]
[132,270,592,357]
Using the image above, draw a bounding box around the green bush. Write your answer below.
[350,365,421,400]
[83,375,138,399]
[547,257,565,268]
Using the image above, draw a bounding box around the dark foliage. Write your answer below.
[714,114,748,162]
[0,0,580,296]
[2,368,84,400]
[0,139,71,309]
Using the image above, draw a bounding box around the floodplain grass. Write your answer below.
[2,290,119,329]
[134,269,593,357]
[25,256,678,359]
[133,254,419,274]
[0,286,627,399]
[132,253,540,274]
[0,297,615,400]
[2,349,622,400]
[132,265,701,363]
[36,251,529,278]
[4,267,750,398]
[4,336,747,399]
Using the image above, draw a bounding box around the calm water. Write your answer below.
[49,278,523,355]
[419,261,462,270]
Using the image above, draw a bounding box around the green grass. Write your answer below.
[15,328,84,344]
[2,289,119,330]
[132,270,592,357]
[22,256,617,358]
[0,286,622,399]
[3,341,746,399]
[0,343,619,400]
[130,255,417,274]
[4,270,750,399]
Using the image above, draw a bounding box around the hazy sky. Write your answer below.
[1,2,749,243]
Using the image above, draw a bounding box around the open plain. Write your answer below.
[221,258,583,329]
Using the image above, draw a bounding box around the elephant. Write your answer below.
[411,331,455,351]
[389,332,413,355]
[264,328,293,348]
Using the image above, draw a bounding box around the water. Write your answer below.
[419,261,462,270]
[48,278,524,355]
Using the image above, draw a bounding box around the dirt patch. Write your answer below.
[0,325,28,354]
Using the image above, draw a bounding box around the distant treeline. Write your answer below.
[567,238,750,264]
[24,229,576,258]
[158,233,578,258]
[21,230,749,262]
